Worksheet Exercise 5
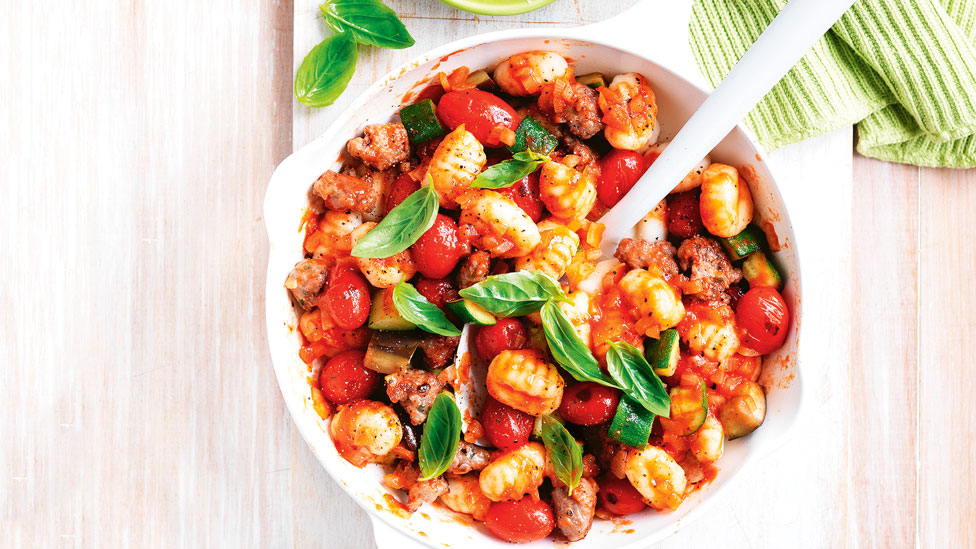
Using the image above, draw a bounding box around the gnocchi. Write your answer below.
[646,141,711,194]
[493,51,569,96]
[514,223,580,280]
[597,73,658,151]
[699,163,754,238]
[625,446,688,510]
[690,414,725,463]
[441,473,492,521]
[304,209,363,259]
[539,160,598,221]
[719,380,766,439]
[479,442,547,502]
[459,189,541,258]
[618,268,686,336]
[329,400,402,467]
[349,222,417,287]
[681,303,739,362]
[486,349,564,416]
[427,125,487,209]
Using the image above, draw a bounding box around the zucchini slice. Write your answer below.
[508,115,558,155]
[645,329,680,377]
[608,395,655,449]
[575,72,607,89]
[742,251,783,290]
[364,331,421,374]
[668,383,708,436]
[719,225,766,261]
[399,99,446,144]
[368,288,416,331]
[446,299,497,326]
[465,69,495,89]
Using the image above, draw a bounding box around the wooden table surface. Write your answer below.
[3,1,974,547]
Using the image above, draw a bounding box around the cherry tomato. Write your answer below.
[666,190,703,238]
[558,382,620,425]
[411,214,463,279]
[474,317,527,363]
[597,149,648,208]
[736,287,790,354]
[481,396,535,450]
[386,174,421,214]
[485,497,555,543]
[498,172,544,222]
[318,350,380,404]
[414,277,459,312]
[727,283,745,309]
[597,476,646,515]
[436,89,519,147]
[324,264,371,330]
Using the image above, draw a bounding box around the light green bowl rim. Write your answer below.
[438,0,558,16]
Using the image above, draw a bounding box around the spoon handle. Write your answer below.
[599,0,855,252]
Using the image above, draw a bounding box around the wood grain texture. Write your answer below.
[4,0,975,547]
[919,167,976,548]
[850,157,919,547]
[1,0,294,546]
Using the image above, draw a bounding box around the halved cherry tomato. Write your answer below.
[481,396,535,450]
[324,264,371,330]
[666,190,703,238]
[597,476,646,515]
[558,382,620,426]
[474,317,527,364]
[597,149,648,208]
[736,287,790,354]
[411,214,463,279]
[386,173,421,214]
[318,350,380,404]
[436,89,519,147]
[485,496,555,543]
[414,277,459,312]
[498,171,544,222]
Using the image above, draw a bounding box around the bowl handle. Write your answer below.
[370,515,430,549]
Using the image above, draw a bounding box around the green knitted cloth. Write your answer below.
[689,0,976,168]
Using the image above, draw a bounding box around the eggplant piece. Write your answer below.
[394,404,421,451]
[364,331,421,374]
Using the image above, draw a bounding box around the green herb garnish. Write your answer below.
[539,415,583,496]
[458,271,568,317]
[418,392,462,480]
[351,180,438,258]
[540,299,621,389]
[320,0,415,49]
[294,33,358,108]
[391,281,461,337]
[606,341,671,416]
[470,150,549,189]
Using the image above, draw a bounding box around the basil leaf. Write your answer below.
[295,33,358,108]
[458,271,568,317]
[509,116,558,155]
[606,341,670,416]
[540,300,621,389]
[392,281,462,337]
[320,0,415,50]
[418,392,462,480]
[539,415,582,496]
[470,151,549,189]
[351,181,438,258]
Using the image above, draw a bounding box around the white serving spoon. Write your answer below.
[598,0,856,254]
[453,0,855,433]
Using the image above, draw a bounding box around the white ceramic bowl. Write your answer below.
[264,3,804,547]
